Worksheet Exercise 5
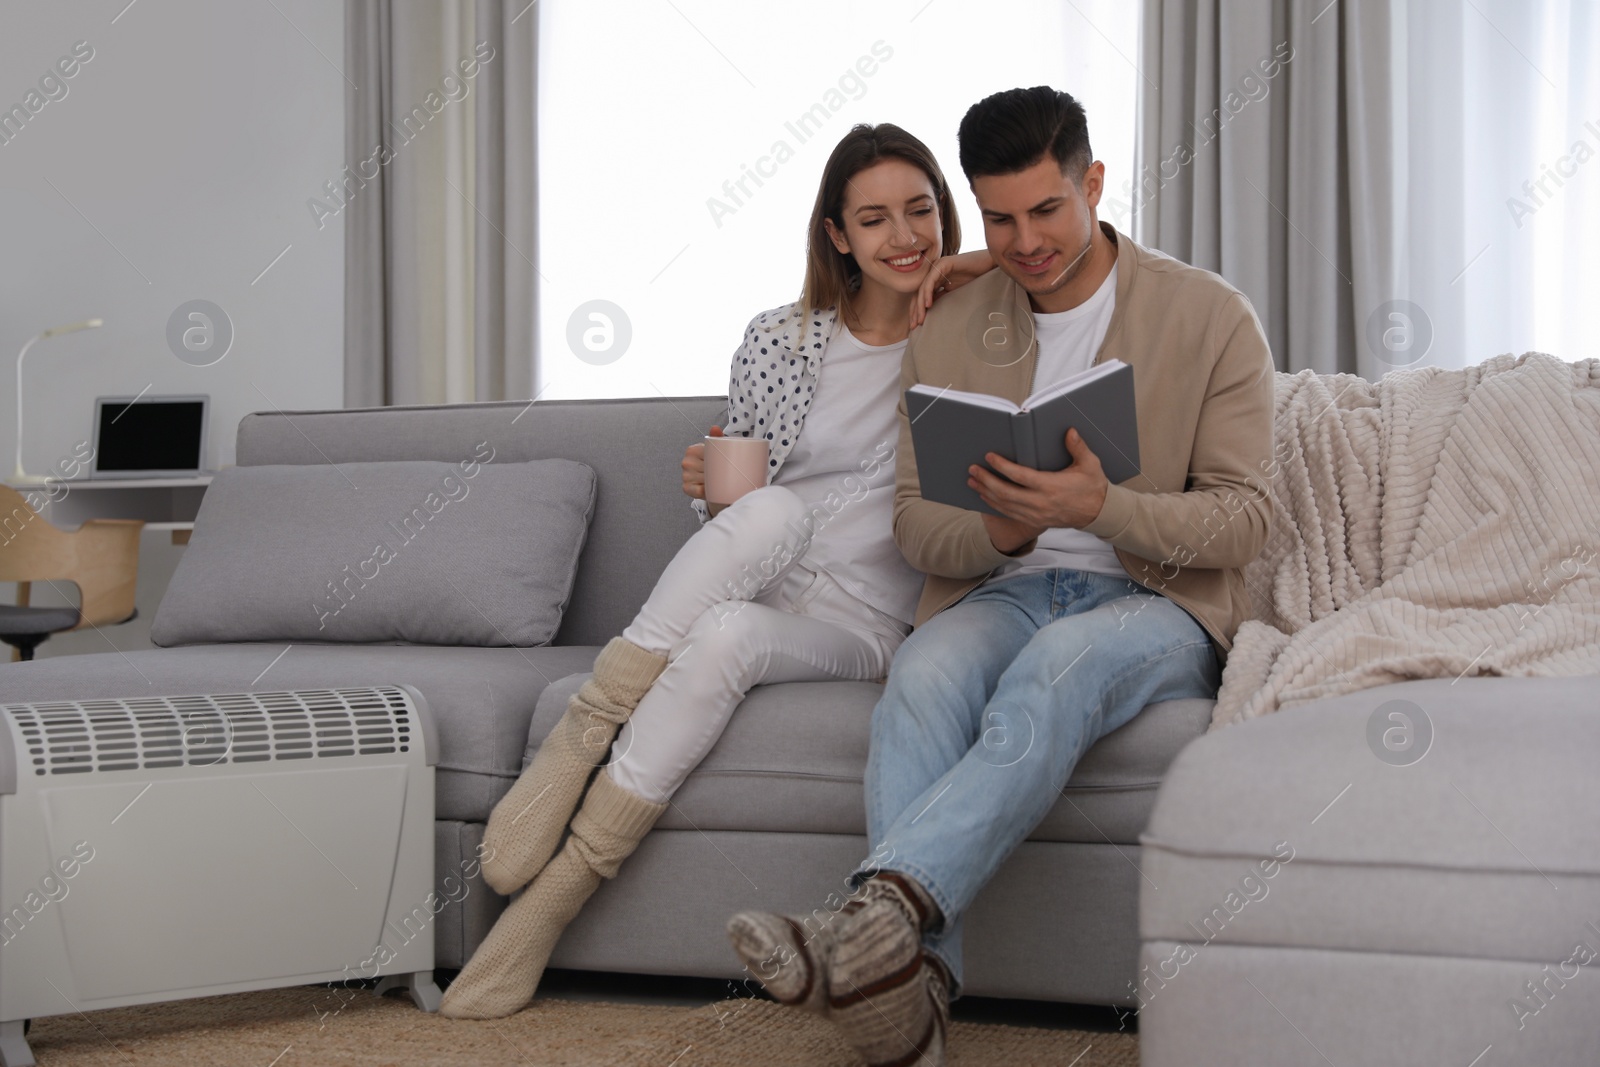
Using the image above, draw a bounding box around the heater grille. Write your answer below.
[4,687,415,777]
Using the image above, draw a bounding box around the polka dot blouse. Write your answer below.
[691,301,839,523]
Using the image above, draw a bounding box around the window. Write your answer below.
[535,0,1139,399]
[1403,0,1599,368]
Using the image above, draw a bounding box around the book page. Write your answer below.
[1020,359,1126,411]
[906,382,1020,414]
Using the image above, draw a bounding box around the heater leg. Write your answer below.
[374,971,442,1013]
[0,1020,34,1067]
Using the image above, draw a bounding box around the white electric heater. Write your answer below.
[0,686,440,1067]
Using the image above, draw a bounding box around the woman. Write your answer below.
[439,123,994,1020]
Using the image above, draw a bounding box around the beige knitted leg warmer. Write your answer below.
[439,771,666,1020]
[480,637,666,895]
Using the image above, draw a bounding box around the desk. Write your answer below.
[15,476,212,544]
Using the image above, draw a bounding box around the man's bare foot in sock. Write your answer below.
[828,904,948,1066]
[824,872,947,1066]
[726,871,944,1041]
[726,903,858,1015]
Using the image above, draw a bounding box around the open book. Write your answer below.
[905,360,1139,515]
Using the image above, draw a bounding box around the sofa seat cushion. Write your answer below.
[1140,677,1600,964]
[527,673,1216,845]
[0,643,601,822]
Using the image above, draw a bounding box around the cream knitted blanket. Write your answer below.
[1211,352,1600,729]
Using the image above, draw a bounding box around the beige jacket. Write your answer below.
[893,224,1275,661]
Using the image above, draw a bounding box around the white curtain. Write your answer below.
[1404,0,1600,371]
[1135,0,1599,376]
[344,0,536,407]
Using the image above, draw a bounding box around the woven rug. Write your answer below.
[24,984,1139,1066]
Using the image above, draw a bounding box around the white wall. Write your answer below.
[1,0,344,657]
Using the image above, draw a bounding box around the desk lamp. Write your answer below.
[13,318,103,484]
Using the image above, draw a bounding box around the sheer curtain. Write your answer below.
[1137,0,1599,376]
[1405,0,1600,370]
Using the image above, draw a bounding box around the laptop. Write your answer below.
[91,394,210,479]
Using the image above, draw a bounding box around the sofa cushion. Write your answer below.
[0,643,601,822]
[234,396,726,648]
[527,673,1216,845]
[152,458,597,648]
[1140,677,1600,963]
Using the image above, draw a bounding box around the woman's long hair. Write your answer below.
[802,124,961,314]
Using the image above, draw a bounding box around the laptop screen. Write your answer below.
[94,397,206,474]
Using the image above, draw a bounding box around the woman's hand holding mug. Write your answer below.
[703,433,770,517]
[681,425,724,499]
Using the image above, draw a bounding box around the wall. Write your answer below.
[1,0,345,657]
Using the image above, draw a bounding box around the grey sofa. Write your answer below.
[0,396,1220,1006]
[1138,677,1600,1064]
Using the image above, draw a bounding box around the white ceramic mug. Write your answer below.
[704,436,769,517]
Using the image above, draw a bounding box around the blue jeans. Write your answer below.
[850,569,1220,994]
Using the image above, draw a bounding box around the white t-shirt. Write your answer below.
[983,263,1128,587]
[776,324,922,626]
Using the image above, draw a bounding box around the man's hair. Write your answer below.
[957,86,1093,183]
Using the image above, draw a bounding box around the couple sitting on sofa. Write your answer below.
[439,85,1275,1067]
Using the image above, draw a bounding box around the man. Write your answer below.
[728,86,1274,1066]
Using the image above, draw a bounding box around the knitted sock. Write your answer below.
[726,871,940,1020]
[440,773,665,1020]
[828,873,946,1067]
[726,900,860,1015]
[481,637,666,895]
[904,954,953,1067]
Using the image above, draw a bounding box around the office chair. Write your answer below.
[0,485,143,661]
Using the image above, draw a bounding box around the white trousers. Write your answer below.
[609,485,910,804]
